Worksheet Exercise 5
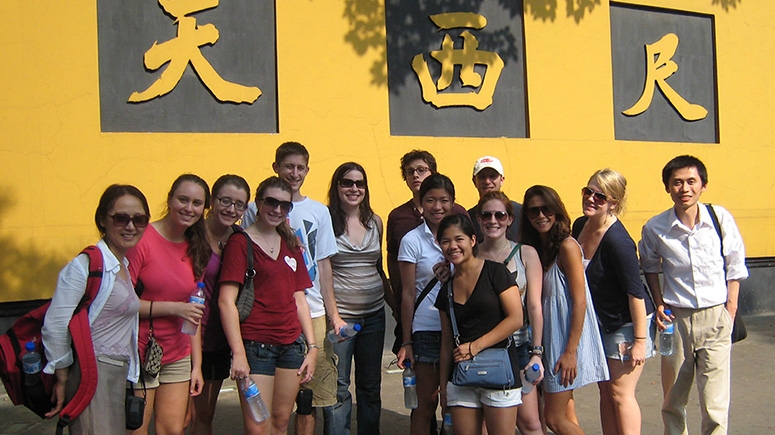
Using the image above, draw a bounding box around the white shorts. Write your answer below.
[446,381,522,408]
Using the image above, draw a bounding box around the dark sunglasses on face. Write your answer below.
[526,205,556,219]
[338,178,366,189]
[216,196,247,211]
[581,187,608,203]
[480,210,509,221]
[260,196,294,213]
[109,213,149,228]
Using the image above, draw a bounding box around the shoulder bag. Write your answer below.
[143,302,163,377]
[447,280,517,389]
[705,204,747,343]
[234,230,256,323]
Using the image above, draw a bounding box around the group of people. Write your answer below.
[38,144,746,435]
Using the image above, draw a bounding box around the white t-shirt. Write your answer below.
[397,222,443,332]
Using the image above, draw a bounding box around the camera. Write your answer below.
[125,389,146,430]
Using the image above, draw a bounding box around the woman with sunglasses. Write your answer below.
[219,176,317,435]
[475,191,545,435]
[326,162,387,435]
[435,213,524,435]
[519,186,608,435]
[396,173,458,435]
[127,174,210,435]
[572,170,655,435]
[42,185,150,434]
[191,175,251,435]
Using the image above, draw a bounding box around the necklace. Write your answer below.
[259,233,278,254]
[207,219,231,251]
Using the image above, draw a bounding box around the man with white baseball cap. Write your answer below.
[467,156,522,242]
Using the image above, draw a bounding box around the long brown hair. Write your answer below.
[254,176,300,250]
[518,185,571,270]
[327,162,374,237]
[165,174,211,279]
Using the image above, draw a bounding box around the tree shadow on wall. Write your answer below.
[344,0,599,88]
[0,190,66,302]
[344,0,738,89]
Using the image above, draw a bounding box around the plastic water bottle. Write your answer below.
[403,361,418,409]
[242,377,269,423]
[660,309,674,356]
[443,413,454,435]
[520,363,541,394]
[182,282,205,335]
[22,341,42,386]
[327,323,361,342]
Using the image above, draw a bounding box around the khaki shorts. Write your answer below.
[305,316,338,407]
[134,355,191,389]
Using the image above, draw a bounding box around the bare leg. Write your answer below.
[191,379,224,435]
[411,362,440,435]
[482,404,518,435]
[545,390,584,435]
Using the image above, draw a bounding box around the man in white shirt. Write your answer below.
[639,155,748,435]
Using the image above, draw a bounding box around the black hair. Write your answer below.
[95,184,150,237]
[419,173,455,202]
[661,155,708,189]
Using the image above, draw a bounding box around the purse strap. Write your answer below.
[446,274,512,349]
[705,204,727,278]
[148,301,154,334]
[503,243,521,266]
[413,277,439,316]
[446,281,463,347]
[242,230,256,286]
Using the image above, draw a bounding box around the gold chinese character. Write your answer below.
[128,0,260,104]
[623,33,707,121]
[412,12,504,110]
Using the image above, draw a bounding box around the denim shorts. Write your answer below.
[412,331,441,364]
[602,315,656,361]
[244,335,306,376]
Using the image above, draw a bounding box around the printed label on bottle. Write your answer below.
[403,377,416,387]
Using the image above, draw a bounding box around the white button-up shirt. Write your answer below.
[41,240,140,382]
[639,204,748,309]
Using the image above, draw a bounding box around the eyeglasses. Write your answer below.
[581,187,608,203]
[260,196,294,214]
[216,196,247,211]
[480,211,509,221]
[338,178,366,189]
[526,206,555,219]
[109,213,149,228]
[404,166,430,177]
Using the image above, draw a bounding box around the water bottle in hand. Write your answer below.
[520,363,541,394]
[182,282,205,335]
[403,361,418,409]
[327,323,361,342]
[242,377,270,423]
[660,309,674,357]
[443,413,454,435]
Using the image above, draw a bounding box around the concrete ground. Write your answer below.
[2,314,773,434]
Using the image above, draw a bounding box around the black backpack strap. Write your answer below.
[705,203,727,278]
[412,277,439,316]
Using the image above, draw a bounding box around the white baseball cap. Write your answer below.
[472,156,504,177]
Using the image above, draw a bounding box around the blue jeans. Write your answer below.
[324,308,385,435]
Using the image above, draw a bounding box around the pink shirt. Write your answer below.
[128,225,198,365]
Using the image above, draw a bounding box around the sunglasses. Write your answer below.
[581,187,608,203]
[526,205,556,219]
[216,196,247,211]
[480,210,509,221]
[338,178,366,189]
[260,196,294,213]
[109,213,149,228]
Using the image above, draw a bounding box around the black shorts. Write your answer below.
[201,349,231,381]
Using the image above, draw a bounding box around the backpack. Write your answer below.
[0,245,102,432]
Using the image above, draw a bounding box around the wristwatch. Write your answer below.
[529,345,544,356]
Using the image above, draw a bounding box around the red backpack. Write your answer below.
[0,245,102,432]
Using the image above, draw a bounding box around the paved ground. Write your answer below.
[2,314,773,434]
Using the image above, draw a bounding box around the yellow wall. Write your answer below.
[1,0,773,301]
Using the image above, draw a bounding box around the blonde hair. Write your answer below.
[588,168,627,216]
